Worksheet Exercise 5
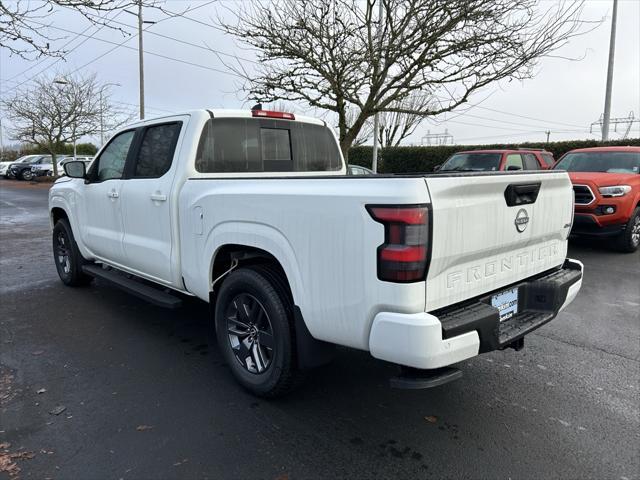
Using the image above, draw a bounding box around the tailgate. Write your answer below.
[424,172,574,311]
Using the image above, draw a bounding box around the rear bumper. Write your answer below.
[368,259,583,369]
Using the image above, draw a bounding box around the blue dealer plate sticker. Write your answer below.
[491,288,519,322]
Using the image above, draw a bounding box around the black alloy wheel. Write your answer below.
[225,293,275,374]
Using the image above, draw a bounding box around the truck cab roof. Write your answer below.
[126,108,326,129]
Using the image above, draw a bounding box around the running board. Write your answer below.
[82,265,182,309]
[389,366,462,389]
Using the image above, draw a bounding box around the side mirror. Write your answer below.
[506,165,522,171]
[433,164,442,171]
[63,160,87,179]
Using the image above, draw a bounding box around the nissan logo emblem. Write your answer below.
[515,209,529,233]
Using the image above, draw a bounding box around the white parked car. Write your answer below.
[32,156,94,177]
[49,108,583,396]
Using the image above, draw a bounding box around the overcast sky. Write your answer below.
[1,0,639,147]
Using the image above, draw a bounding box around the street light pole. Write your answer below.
[138,0,145,120]
[0,118,4,160]
[53,78,72,175]
[602,0,618,142]
[371,0,384,173]
[99,83,121,147]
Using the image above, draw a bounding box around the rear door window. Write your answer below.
[523,153,540,170]
[133,122,182,178]
[504,154,524,171]
[195,118,342,173]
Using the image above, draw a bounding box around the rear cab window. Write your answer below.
[195,118,342,173]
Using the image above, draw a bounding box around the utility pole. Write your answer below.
[138,0,145,120]
[545,130,551,143]
[371,0,384,173]
[124,5,153,120]
[602,0,618,141]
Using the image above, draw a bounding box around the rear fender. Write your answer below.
[203,221,305,307]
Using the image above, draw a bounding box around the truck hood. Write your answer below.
[568,171,638,186]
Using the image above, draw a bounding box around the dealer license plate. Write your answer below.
[491,288,519,322]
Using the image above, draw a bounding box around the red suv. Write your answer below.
[438,149,554,172]
[553,146,640,252]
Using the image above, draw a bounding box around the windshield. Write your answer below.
[440,153,502,171]
[554,152,640,173]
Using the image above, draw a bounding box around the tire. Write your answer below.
[20,169,33,181]
[215,266,301,397]
[615,208,640,253]
[52,219,93,286]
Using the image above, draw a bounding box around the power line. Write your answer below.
[455,130,593,142]
[17,21,240,79]
[1,0,220,92]
[2,4,128,87]
[431,92,587,130]
[77,7,258,65]
[433,117,546,133]
[439,111,587,132]
[470,105,585,129]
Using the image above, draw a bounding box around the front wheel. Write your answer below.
[215,266,301,397]
[20,169,33,181]
[52,219,93,286]
[615,208,640,253]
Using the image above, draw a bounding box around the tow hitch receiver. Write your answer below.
[390,366,462,390]
[505,337,525,351]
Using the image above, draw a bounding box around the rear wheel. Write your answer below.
[215,266,301,397]
[52,219,93,286]
[615,208,640,253]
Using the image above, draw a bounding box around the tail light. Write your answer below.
[367,204,431,282]
[251,109,295,120]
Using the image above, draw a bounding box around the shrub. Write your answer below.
[349,138,640,173]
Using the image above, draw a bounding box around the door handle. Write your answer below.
[504,182,541,206]
[107,190,119,199]
[150,193,167,202]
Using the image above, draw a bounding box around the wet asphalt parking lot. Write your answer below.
[1,180,639,480]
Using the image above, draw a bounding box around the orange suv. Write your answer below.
[553,146,640,252]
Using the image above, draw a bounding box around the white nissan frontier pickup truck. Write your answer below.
[49,107,583,396]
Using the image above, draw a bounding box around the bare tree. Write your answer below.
[2,73,128,176]
[344,107,373,148]
[376,93,433,147]
[220,0,594,161]
[0,0,167,59]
